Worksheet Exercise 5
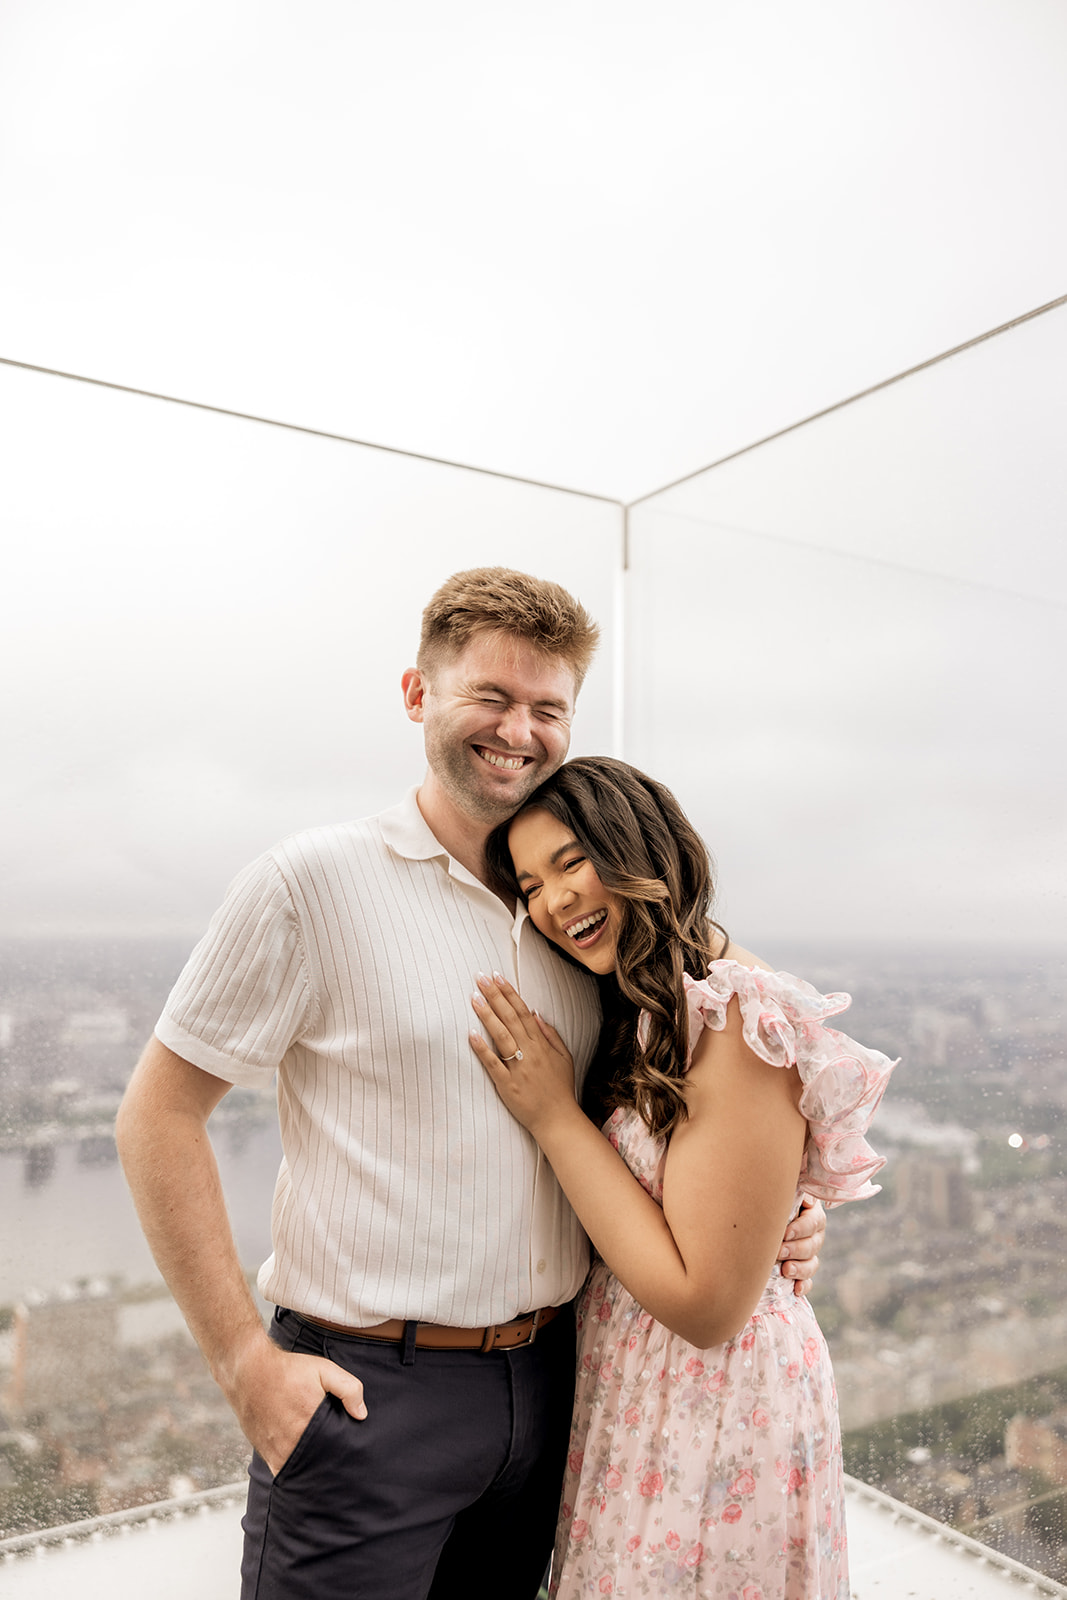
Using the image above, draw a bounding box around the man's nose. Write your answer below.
[494,703,534,748]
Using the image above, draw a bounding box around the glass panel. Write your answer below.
[0,362,620,1535]
[627,303,1067,1581]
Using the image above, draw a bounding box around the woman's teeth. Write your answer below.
[567,911,607,941]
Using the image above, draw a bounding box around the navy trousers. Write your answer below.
[241,1305,576,1600]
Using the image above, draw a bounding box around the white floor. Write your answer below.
[2,1479,1065,1599]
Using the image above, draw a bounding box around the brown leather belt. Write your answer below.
[300,1302,561,1352]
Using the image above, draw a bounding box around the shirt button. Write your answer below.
[536,1259,547,1274]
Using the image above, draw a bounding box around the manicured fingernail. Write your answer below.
[471,994,484,1007]
[492,971,506,983]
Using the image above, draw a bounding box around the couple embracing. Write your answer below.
[118,567,893,1600]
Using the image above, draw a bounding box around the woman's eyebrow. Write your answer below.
[550,839,583,863]
[513,840,582,884]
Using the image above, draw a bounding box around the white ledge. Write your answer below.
[2,1477,1065,1598]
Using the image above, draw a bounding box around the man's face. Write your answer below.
[405,631,576,826]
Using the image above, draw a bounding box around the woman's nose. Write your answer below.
[547,881,576,917]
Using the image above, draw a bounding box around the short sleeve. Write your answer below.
[683,961,897,1206]
[155,852,314,1087]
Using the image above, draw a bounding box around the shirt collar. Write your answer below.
[378,786,449,862]
[379,787,528,931]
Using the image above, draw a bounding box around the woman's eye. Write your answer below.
[563,857,585,872]
[525,883,542,900]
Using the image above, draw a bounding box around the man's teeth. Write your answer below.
[567,911,607,939]
[479,751,526,770]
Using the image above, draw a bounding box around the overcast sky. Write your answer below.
[2,0,1065,945]
[624,303,1067,927]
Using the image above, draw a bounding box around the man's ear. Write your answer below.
[401,667,426,722]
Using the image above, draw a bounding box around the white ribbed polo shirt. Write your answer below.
[156,788,601,1327]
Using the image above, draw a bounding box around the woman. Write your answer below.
[469,757,895,1600]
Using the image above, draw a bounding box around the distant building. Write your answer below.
[8,1283,120,1415]
[835,1265,899,1321]
[911,1005,977,1068]
[0,1010,14,1100]
[1006,1409,1067,1487]
[895,1153,974,1231]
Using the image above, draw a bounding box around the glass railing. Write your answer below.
[2,297,1065,1583]
[622,296,1067,1585]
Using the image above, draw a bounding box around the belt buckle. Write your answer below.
[522,1307,545,1347]
[482,1307,545,1352]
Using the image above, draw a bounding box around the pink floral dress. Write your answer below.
[551,961,896,1600]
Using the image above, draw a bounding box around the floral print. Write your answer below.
[550,964,895,1599]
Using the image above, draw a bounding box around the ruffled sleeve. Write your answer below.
[683,961,897,1206]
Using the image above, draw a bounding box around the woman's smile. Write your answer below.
[507,808,621,975]
[563,907,610,948]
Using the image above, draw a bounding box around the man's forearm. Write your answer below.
[117,1037,369,1473]
[116,1039,268,1385]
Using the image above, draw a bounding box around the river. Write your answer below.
[0,1119,283,1308]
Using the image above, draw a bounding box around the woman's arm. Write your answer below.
[471,974,808,1347]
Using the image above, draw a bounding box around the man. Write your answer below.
[117,567,823,1600]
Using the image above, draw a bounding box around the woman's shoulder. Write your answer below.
[682,952,898,1205]
[682,955,852,1032]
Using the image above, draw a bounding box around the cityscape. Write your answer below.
[1,935,1065,1580]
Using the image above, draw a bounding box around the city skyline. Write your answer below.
[3,933,1065,1576]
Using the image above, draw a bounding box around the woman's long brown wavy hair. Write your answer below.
[485,756,728,1138]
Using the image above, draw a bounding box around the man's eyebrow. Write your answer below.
[469,680,572,714]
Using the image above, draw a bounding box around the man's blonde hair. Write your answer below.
[418,567,600,690]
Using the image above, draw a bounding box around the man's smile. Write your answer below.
[473,745,534,772]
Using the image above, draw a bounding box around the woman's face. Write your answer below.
[507,807,621,976]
